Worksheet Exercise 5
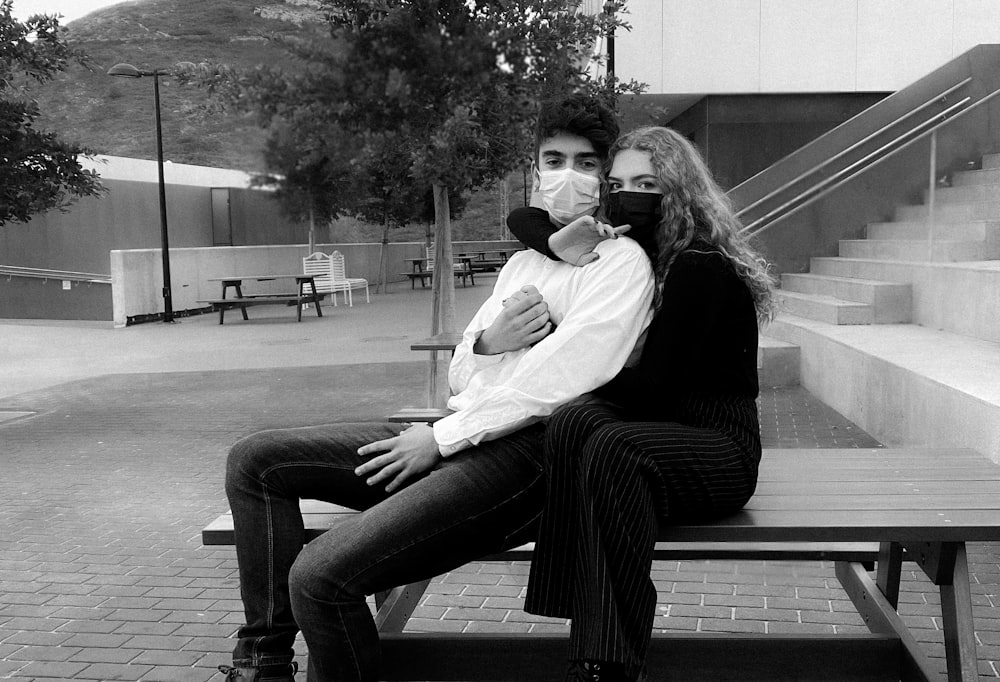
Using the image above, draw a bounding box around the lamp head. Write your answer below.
[107,63,143,78]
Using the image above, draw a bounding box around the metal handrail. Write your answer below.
[0,265,111,284]
[735,77,972,219]
[740,82,1000,238]
[742,93,973,235]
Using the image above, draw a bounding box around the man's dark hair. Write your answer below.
[533,93,620,161]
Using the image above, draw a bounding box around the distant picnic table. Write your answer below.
[199,274,325,324]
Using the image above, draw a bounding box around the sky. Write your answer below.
[11,0,134,24]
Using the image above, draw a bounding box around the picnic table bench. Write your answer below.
[203,446,1000,681]
[457,248,523,272]
[198,275,325,324]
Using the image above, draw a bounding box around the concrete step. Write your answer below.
[838,238,999,262]
[951,167,1000,187]
[757,336,799,387]
[921,183,1000,204]
[866,220,1000,241]
[808,257,1000,343]
[981,152,1000,169]
[765,314,1000,462]
[780,273,911,323]
[775,290,872,325]
[895,201,1000,222]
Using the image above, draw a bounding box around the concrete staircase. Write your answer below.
[758,153,1000,461]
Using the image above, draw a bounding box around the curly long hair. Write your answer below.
[608,126,776,326]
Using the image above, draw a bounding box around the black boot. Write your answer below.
[566,659,632,682]
[218,662,298,681]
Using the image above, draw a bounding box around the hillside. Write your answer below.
[26,0,522,240]
[30,0,326,172]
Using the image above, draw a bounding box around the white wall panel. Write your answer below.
[856,0,954,90]
[953,0,1000,54]
[759,0,858,91]
[615,1,665,91]
[616,0,1000,95]
[660,0,761,92]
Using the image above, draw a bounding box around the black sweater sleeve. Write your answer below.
[507,207,560,260]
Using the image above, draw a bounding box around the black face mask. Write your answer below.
[606,191,664,245]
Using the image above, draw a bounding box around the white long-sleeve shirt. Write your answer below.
[432,237,655,456]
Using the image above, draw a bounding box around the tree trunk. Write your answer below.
[308,208,317,254]
[377,221,390,294]
[498,176,510,240]
[428,183,456,408]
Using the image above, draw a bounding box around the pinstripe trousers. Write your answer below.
[524,401,761,680]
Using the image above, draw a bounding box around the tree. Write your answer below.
[0,0,104,226]
[253,117,360,252]
[184,0,643,404]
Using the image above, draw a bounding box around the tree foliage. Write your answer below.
[0,0,104,226]
[181,0,645,351]
[182,0,644,229]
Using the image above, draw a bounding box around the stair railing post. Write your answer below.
[927,130,938,261]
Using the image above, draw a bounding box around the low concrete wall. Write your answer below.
[769,318,1000,462]
[110,241,521,327]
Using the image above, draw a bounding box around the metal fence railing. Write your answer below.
[0,265,111,284]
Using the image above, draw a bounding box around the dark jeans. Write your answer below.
[225,421,546,682]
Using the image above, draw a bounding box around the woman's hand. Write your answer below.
[475,285,552,355]
[356,423,443,493]
[548,215,631,266]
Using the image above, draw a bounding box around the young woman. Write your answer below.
[509,126,777,682]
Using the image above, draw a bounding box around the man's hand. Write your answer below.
[548,215,631,266]
[475,285,552,355]
[356,423,442,493]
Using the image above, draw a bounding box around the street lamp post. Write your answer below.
[108,63,174,323]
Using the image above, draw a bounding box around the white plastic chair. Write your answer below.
[303,252,334,302]
[330,250,369,307]
[302,251,369,307]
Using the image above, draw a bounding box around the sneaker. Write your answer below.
[566,659,632,682]
[218,662,298,681]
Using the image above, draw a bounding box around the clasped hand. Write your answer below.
[356,422,442,493]
[475,285,552,355]
[548,215,631,266]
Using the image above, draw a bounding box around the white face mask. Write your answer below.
[537,168,601,224]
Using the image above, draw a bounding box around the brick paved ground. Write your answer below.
[1,364,999,680]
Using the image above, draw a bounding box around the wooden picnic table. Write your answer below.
[402,256,475,288]
[456,247,523,272]
[199,274,325,324]
[406,332,463,409]
[202,446,1000,681]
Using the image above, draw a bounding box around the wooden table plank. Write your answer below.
[753,480,1000,495]
[410,332,464,352]
[379,632,903,681]
[665,509,1000,542]
[742,494,1000,511]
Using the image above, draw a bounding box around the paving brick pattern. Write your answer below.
[1,366,998,680]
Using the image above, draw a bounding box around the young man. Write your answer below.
[507,95,633,268]
[219,94,654,682]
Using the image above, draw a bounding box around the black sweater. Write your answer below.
[507,207,761,454]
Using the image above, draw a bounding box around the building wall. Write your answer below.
[620,0,1000,94]
[669,93,890,190]
[0,177,306,277]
